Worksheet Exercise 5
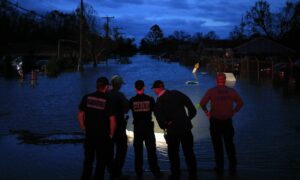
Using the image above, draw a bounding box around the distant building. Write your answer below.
[233,37,297,79]
[234,37,296,60]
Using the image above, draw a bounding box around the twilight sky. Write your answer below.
[13,0,293,43]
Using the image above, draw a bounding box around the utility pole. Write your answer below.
[77,0,84,72]
[112,27,124,40]
[102,16,114,38]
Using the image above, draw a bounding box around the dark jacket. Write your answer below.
[129,93,155,130]
[78,91,113,140]
[154,90,196,135]
[108,89,129,132]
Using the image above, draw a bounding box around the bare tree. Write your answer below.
[244,0,274,38]
[230,17,247,40]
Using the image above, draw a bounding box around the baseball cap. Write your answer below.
[111,75,125,85]
[135,80,145,90]
[97,77,109,86]
[151,80,164,89]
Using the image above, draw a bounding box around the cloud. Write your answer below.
[110,14,210,43]
[13,0,288,41]
[13,0,78,13]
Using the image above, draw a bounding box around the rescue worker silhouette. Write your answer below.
[78,77,116,180]
[108,75,130,180]
[129,80,163,179]
[200,72,243,174]
[152,80,197,180]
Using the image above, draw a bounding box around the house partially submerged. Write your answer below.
[234,37,296,60]
[233,37,296,79]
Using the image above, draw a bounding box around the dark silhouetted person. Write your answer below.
[152,80,197,180]
[78,77,116,180]
[200,72,243,174]
[108,75,130,180]
[129,80,162,179]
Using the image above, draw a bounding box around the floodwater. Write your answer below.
[0,54,300,179]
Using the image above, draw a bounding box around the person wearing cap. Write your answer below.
[108,75,130,180]
[199,72,243,174]
[152,80,197,180]
[129,80,162,179]
[78,76,117,180]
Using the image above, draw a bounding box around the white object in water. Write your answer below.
[224,72,236,82]
[192,62,200,74]
[185,81,199,85]
[223,72,236,87]
[192,68,198,74]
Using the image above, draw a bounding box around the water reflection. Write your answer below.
[0,54,300,178]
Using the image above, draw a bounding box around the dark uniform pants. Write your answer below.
[81,138,113,180]
[166,131,197,179]
[209,118,237,169]
[134,124,160,175]
[110,130,128,179]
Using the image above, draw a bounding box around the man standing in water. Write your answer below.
[78,77,116,180]
[200,72,243,174]
[108,75,130,180]
[129,80,162,179]
[152,80,197,180]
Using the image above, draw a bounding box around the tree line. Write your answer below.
[0,0,137,63]
[0,0,299,72]
[139,0,300,64]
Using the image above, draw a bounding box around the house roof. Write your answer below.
[234,37,295,56]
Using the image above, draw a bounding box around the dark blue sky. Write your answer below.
[13,0,292,42]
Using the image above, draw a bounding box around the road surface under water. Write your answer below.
[0,54,300,179]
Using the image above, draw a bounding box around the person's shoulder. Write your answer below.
[108,89,118,95]
[80,94,88,103]
[108,89,123,97]
[170,89,186,96]
[129,95,138,101]
[221,85,235,91]
[210,86,226,92]
[129,96,134,101]
[202,86,216,95]
[118,90,127,97]
[84,91,98,97]
[131,94,153,100]
[162,90,175,97]
[210,86,219,90]
[168,89,179,94]
[143,93,154,99]
[227,86,239,93]
[107,90,113,96]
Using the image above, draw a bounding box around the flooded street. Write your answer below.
[0,54,300,179]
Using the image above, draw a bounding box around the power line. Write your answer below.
[78,0,83,72]
[101,16,114,38]
[5,0,46,19]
